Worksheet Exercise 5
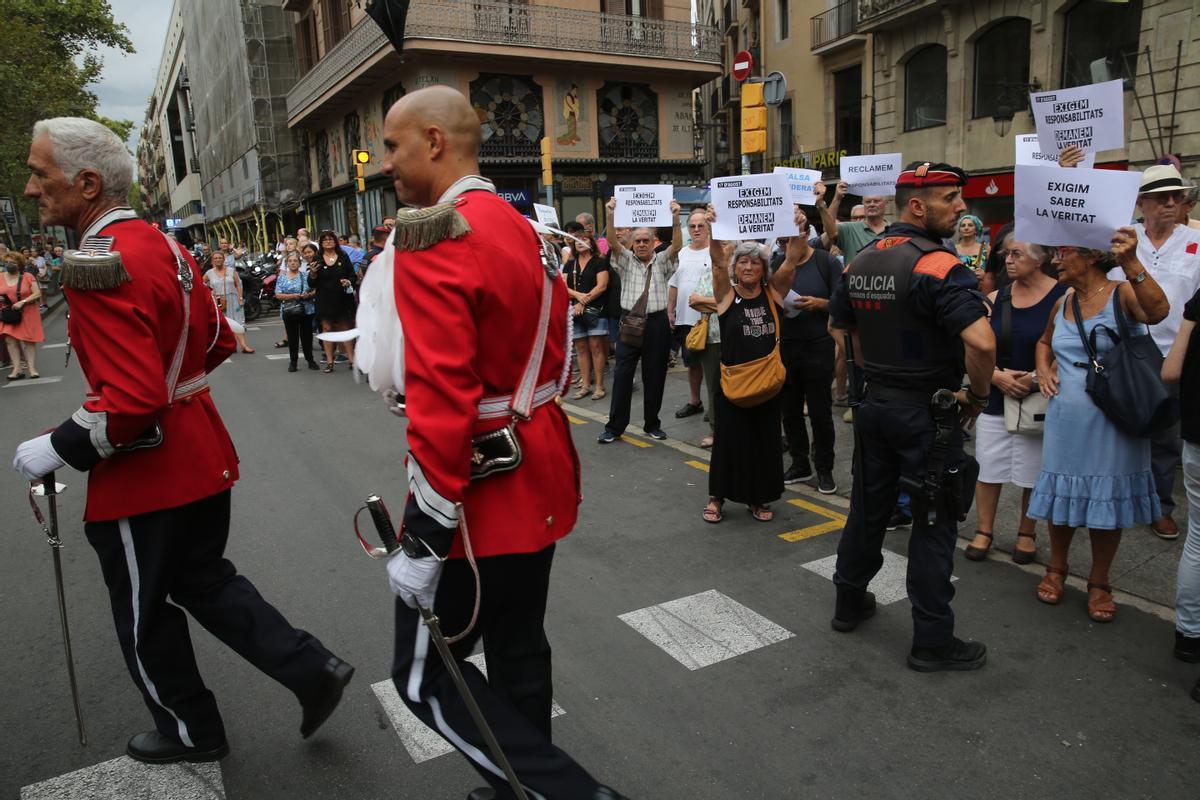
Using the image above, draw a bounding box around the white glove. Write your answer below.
[13,433,66,481]
[387,551,444,610]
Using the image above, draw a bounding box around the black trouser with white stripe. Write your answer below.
[392,544,601,799]
[85,490,336,747]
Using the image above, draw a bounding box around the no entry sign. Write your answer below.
[732,50,753,82]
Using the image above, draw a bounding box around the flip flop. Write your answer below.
[702,499,723,524]
[749,505,774,522]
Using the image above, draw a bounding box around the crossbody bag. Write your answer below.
[618,257,655,348]
[720,292,786,408]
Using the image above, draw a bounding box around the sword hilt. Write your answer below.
[366,494,399,554]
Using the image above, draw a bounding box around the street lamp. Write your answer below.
[992,80,1042,137]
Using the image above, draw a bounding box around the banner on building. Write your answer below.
[710,173,798,240]
[840,153,903,197]
[1014,164,1141,250]
[614,184,674,227]
[772,167,823,206]
[1015,134,1096,169]
[1029,79,1125,155]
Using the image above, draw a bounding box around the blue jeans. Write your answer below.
[1176,441,1200,636]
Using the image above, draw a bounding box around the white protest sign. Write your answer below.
[1014,164,1141,250]
[1015,134,1095,169]
[614,185,674,227]
[772,167,824,206]
[840,153,903,197]
[1029,79,1124,155]
[710,173,798,240]
[533,203,559,227]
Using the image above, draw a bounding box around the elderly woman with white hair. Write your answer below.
[701,207,806,523]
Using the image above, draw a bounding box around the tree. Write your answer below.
[0,0,134,219]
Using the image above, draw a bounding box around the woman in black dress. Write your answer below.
[703,208,805,523]
[309,230,357,372]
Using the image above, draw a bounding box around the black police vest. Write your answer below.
[848,235,962,392]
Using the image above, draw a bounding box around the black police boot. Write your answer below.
[831,586,876,633]
[1174,631,1200,663]
[299,656,355,738]
[126,730,228,764]
[907,637,987,673]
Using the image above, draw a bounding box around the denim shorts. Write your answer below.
[572,315,610,340]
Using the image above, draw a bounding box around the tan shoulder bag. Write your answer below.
[720,292,786,408]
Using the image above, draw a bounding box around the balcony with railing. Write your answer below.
[855,0,941,32]
[811,1,864,53]
[287,0,722,124]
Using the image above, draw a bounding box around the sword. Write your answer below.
[29,472,87,746]
[360,495,529,800]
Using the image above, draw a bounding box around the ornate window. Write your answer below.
[316,129,330,190]
[343,111,361,155]
[383,82,405,120]
[470,74,544,158]
[597,83,658,160]
[973,18,1030,119]
[905,45,947,131]
[1062,0,1142,88]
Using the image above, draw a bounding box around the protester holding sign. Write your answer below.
[562,220,610,401]
[614,185,674,228]
[701,206,805,524]
[1027,229,1168,622]
[823,181,889,265]
[710,173,798,241]
[1030,79,1124,156]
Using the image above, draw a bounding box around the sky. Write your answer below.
[91,0,173,151]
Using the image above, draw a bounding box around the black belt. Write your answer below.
[865,383,946,406]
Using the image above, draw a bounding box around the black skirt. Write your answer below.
[708,389,784,506]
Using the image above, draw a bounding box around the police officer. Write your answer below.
[828,162,997,672]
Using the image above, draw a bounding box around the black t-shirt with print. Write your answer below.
[1181,288,1200,444]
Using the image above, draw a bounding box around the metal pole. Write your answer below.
[1144,46,1168,158]
[1123,49,1159,160]
[1168,39,1182,156]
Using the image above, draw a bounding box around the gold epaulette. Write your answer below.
[60,250,131,290]
[393,201,472,252]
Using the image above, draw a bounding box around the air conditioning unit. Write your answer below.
[189,157,201,173]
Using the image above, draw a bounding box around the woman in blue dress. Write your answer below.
[1028,227,1169,622]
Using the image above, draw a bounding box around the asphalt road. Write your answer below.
[2,309,1197,800]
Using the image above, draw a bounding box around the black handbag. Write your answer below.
[280,272,308,319]
[1071,288,1178,437]
[1,276,23,324]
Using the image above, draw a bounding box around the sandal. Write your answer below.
[702,498,723,524]
[1087,582,1116,623]
[699,435,713,449]
[590,388,606,401]
[749,505,774,522]
[274,339,288,348]
[1036,565,1068,605]
[6,372,24,380]
[572,387,591,400]
[323,363,334,374]
[27,372,40,379]
[241,346,256,354]
[964,530,993,562]
[1012,531,1037,565]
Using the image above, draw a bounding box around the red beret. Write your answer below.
[895,161,968,189]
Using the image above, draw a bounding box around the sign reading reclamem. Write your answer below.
[532,203,560,228]
[710,172,798,240]
[1015,134,1095,169]
[772,167,823,206]
[1014,164,1142,250]
[1029,79,1124,155]
[614,185,674,227]
[840,153,903,197]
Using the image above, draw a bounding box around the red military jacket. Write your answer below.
[394,188,580,559]
[50,209,239,521]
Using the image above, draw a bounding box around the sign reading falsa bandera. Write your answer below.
[839,153,903,197]
[710,173,798,240]
[1014,164,1141,250]
[772,167,823,206]
[614,185,674,227]
[1030,79,1124,155]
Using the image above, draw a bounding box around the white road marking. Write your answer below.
[5,376,63,388]
[20,756,224,799]
[372,652,565,764]
[619,589,794,670]
[41,342,68,349]
[245,326,261,331]
[800,549,958,606]
[265,354,291,360]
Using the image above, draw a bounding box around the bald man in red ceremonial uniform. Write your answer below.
[13,118,353,764]
[377,86,628,800]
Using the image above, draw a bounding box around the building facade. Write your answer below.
[283,0,721,234]
[859,0,1199,230]
[180,0,305,249]
[137,0,205,242]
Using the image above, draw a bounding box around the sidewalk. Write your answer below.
[616,358,1188,611]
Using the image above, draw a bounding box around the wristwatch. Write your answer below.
[966,388,990,409]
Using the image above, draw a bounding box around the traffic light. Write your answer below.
[540,137,552,187]
[740,82,766,155]
[352,149,370,192]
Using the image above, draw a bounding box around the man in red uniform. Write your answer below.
[379,86,628,800]
[12,117,353,763]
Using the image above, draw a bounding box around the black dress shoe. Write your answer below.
[287,362,298,372]
[126,730,228,764]
[831,587,876,633]
[907,638,987,673]
[299,656,355,738]
[1175,631,1200,663]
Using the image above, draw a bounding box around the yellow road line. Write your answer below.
[566,415,588,425]
[622,435,653,448]
[685,460,710,472]
[778,497,848,542]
